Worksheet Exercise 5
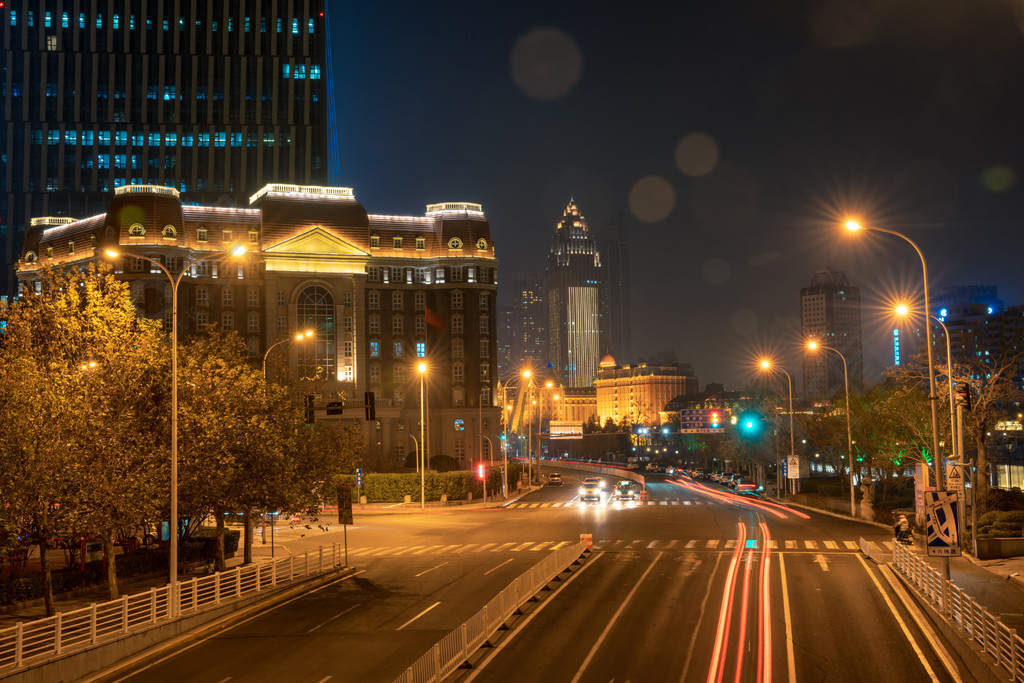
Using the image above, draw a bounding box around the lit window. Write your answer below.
[394,341,403,358]
[454,418,465,431]
[370,340,380,358]
[416,342,426,357]
[480,364,490,381]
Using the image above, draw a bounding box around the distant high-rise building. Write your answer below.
[546,200,604,388]
[800,267,863,400]
[497,304,514,375]
[507,271,546,375]
[1,2,337,298]
[601,220,632,361]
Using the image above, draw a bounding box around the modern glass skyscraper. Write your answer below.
[546,200,604,388]
[0,2,336,298]
[800,267,863,400]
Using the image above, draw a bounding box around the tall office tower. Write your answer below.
[17,184,500,469]
[509,271,546,374]
[497,304,514,375]
[800,267,863,400]
[545,200,604,388]
[1,2,336,299]
[602,220,632,361]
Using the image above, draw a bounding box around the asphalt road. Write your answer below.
[114,471,960,683]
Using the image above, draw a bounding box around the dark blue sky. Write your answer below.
[328,0,1024,389]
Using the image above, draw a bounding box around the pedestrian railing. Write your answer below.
[394,540,590,683]
[0,544,346,673]
[892,542,1024,682]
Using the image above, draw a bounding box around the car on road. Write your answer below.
[614,480,638,500]
[734,478,756,493]
[579,480,603,501]
[547,473,563,486]
[582,476,606,490]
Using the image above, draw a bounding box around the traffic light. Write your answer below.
[955,383,972,411]
[738,410,762,438]
[364,391,376,420]
[477,462,486,480]
[710,411,720,429]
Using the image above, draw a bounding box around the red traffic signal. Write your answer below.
[476,463,486,480]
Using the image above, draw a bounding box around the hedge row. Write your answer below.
[0,529,241,606]
[332,464,524,503]
[978,509,1024,538]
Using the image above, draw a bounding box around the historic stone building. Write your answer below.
[16,183,500,469]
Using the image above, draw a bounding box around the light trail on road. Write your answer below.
[670,477,811,520]
[708,521,746,683]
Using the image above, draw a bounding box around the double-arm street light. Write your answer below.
[806,340,855,516]
[759,358,795,498]
[104,245,246,612]
[262,330,314,381]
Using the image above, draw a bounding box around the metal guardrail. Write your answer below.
[892,543,1024,682]
[0,544,346,673]
[394,540,590,683]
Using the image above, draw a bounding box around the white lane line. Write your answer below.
[857,556,941,682]
[511,542,533,551]
[706,540,720,549]
[307,604,359,633]
[685,540,697,549]
[464,553,603,682]
[724,540,736,549]
[414,561,448,577]
[451,544,477,553]
[678,553,723,683]
[551,541,569,550]
[474,543,496,552]
[400,546,425,555]
[484,558,514,575]
[216,678,231,683]
[785,540,798,550]
[395,601,442,631]
[646,541,658,549]
[778,553,797,683]
[570,552,664,683]
[804,540,818,550]
[531,541,553,551]
[317,678,332,683]
[665,540,679,549]
[843,540,860,550]
[492,542,515,552]
[823,540,840,550]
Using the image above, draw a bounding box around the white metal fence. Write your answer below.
[394,540,589,683]
[892,543,1024,682]
[0,544,346,673]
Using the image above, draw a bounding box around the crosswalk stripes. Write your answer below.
[345,538,884,558]
[503,499,707,508]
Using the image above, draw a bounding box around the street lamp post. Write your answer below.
[759,359,795,498]
[418,362,428,510]
[896,304,957,459]
[262,330,314,381]
[104,246,245,614]
[807,341,855,516]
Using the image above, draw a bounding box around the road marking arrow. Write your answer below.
[814,554,830,572]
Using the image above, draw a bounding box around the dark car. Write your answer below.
[614,480,638,500]
[547,473,563,486]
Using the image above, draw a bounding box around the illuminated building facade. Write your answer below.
[800,267,863,400]
[594,353,698,426]
[545,200,604,388]
[16,184,499,469]
[508,271,546,374]
[1,2,336,299]
[601,220,632,362]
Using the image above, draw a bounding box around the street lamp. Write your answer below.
[418,361,428,510]
[759,358,795,498]
[895,304,957,459]
[845,220,942,494]
[104,245,246,612]
[262,330,314,381]
[806,340,855,516]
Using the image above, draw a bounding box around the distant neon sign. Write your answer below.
[893,328,901,366]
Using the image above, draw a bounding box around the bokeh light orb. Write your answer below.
[701,258,731,285]
[628,175,676,223]
[509,27,583,102]
[675,133,719,177]
[981,165,1016,192]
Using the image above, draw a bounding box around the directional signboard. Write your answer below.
[679,409,726,434]
[945,463,965,497]
[925,490,961,557]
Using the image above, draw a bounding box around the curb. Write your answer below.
[961,551,1024,588]
[768,499,893,531]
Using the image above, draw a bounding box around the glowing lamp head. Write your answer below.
[759,359,771,370]
[895,304,909,317]
[546,381,553,388]
[523,369,532,378]
[807,340,819,351]
[104,249,120,258]
[844,220,863,232]
[417,362,427,374]
[230,245,247,257]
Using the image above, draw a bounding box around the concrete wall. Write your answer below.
[975,536,1024,560]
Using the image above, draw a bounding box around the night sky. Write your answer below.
[328,0,1024,389]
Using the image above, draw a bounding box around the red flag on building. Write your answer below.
[425,306,445,329]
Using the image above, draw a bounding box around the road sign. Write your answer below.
[356,468,363,487]
[787,455,800,480]
[925,490,961,557]
[945,463,965,497]
[678,409,726,434]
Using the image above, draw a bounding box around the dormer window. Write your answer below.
[46,247,53,258]
[393,237,403,249]
[68,241,75,255]
[447,237,463,250]
[476,238,487,250]
[416,236,425,250]
[248,231,259,243]
[25,251,38,263]
[222,230,232,243]
[162,225,177,239]
[197,227,208,242]
[128,223,145,237]
[370,235,380,248]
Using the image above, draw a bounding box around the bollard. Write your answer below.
[580,533,593,550]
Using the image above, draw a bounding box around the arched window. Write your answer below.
[297,285,335,379]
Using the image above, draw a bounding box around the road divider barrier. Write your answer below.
[526,459,646,491]
[580,533,593,550]
[892,542,1024,681]
[394,539,590,683]
[0,544,347,676]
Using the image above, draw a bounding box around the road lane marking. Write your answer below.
[856,556,941,682]
[484,558,514,575]
[414,561,448,577]
[569,552,664,683]
[778,553,797,683]
[531,541,553,551]
[803,540,818,550]
[396,601,441,631]
[317,678,331,683]
[474,544,496,552]
[679,553,723,683]
[464,553,603,682]
[410,545,443,555]
[665,539,679,549]
[401,546,425,555]
[551,541,569,550]
[307,603,360,633]
[685,540,697,549]
[216,678,231,683]
[844,540,860,550]
[451,544,477,553]
[511,542,533,551]
[784,540,797,550]
[437,545,460,554]
[493,542,515,552]
[706,540,720,548]
[813,554,830,572]
[725,540,736,549]
[823,540,839,550]
[768,540,778,549]
[646,541,658,549]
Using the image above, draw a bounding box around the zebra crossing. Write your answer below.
[504,499,708,509]
[345,537,887,558]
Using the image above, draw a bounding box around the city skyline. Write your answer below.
[327,1,1024,389]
